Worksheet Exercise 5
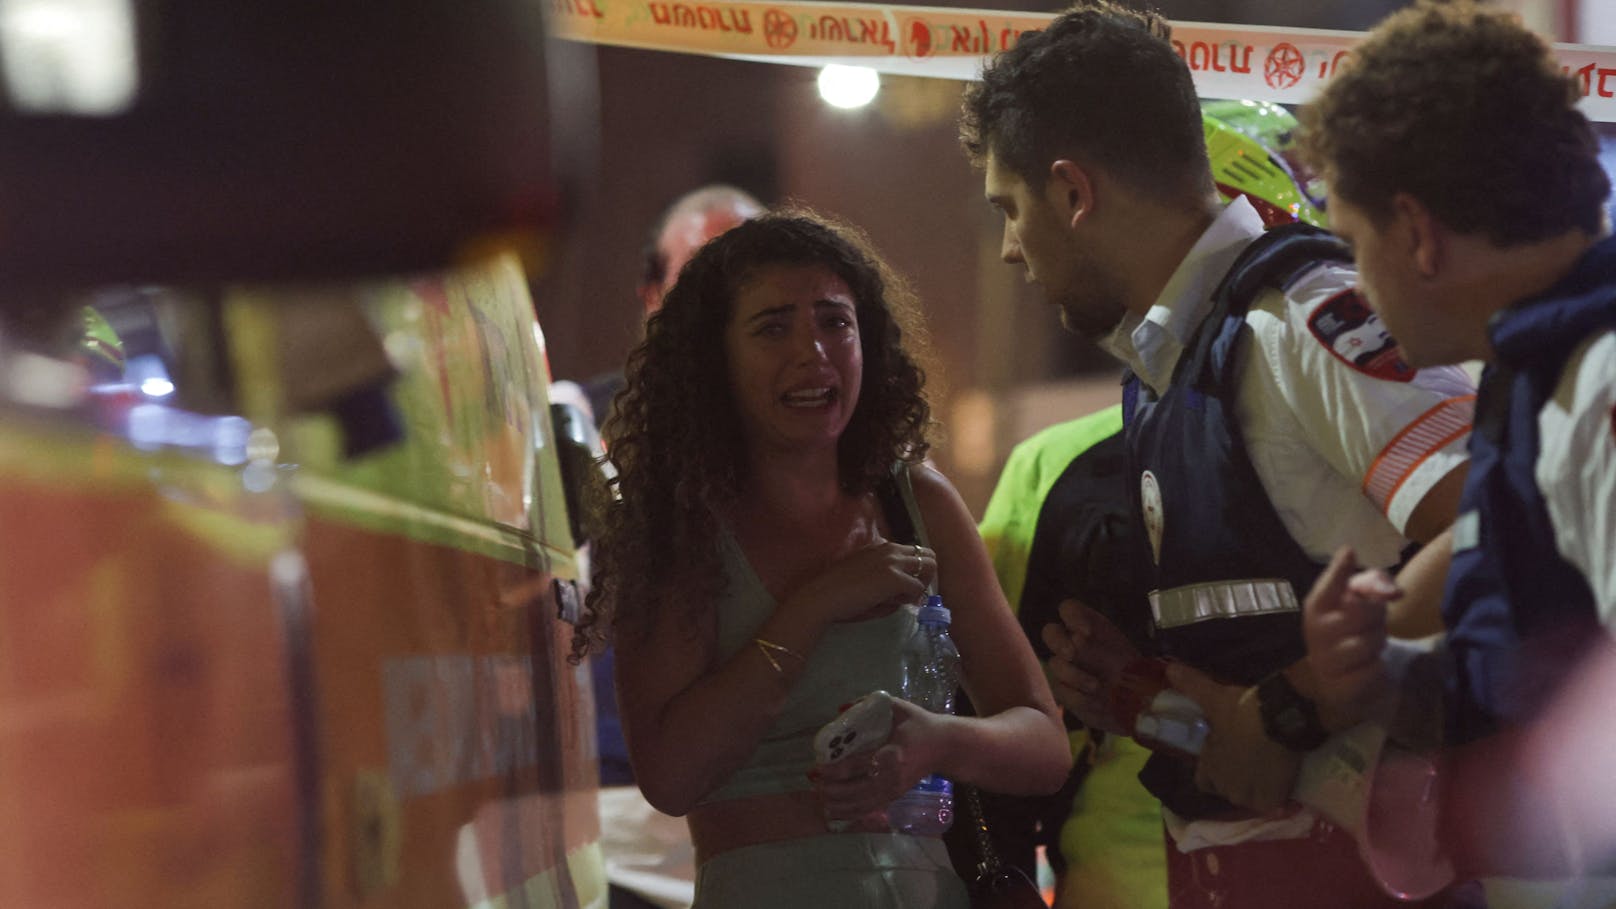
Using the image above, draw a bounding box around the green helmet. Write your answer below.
[1201,99,1325,229]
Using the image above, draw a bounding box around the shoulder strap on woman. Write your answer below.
[876,462,919,543]
[876,462,935,593]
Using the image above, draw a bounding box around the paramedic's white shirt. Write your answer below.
[1099,197,1474,850]
[1537,330,1616,621]
[1101,197,1474,570]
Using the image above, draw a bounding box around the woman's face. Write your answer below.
[724,262,864,457]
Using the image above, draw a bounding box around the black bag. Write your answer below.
[960,784,1048,909]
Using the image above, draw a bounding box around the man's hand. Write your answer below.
[1040,599,1139,734]
[1303,546,1396,729]
[1166,663,1301,813]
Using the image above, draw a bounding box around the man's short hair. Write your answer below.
[639,185,763,289]
[1299,1,1610,245]
[960,1,1211,203]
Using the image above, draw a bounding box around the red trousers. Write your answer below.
[1165,818,1478,909]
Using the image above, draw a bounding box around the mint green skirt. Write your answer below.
[693,833,970,908]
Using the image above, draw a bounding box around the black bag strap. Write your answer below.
[965,783,1046,907]
[964,785,1004,878]
[876,464,918,546]
[877,463,937,596]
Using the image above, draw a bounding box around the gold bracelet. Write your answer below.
[753,637,806,674]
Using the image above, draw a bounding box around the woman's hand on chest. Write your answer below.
[782,539,937,624]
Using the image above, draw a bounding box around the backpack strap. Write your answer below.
[1189,223,1351,392]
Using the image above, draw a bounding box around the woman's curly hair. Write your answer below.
[571,210,933,659]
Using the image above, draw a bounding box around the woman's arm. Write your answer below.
[906,464,1072,795]
[615,599,793,816]
[616,536,935,816]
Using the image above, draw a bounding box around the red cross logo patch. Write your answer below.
[1307,289,1416,382]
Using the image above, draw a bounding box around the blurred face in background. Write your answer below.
[642,201,762,315]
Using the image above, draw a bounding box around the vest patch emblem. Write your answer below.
[1141,470,1164,566]
[1307,289,1415,382]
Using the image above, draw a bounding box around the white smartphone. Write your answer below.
[813,690,894,764]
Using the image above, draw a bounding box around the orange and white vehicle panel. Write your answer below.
[0,253,604,909]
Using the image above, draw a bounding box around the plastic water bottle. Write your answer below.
[887,594,960,835]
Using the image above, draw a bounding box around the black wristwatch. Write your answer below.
[1255,671,1329,752]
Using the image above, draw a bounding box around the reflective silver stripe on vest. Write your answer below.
[1148,578,1299,630]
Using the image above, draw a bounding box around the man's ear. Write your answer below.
[1049,159,1095,229]
[1393,193,1443,278]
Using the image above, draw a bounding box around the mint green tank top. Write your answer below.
[698,478,929,805]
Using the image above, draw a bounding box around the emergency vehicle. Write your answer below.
[0,2,606,906]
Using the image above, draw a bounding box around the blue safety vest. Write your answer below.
[1122,223,1351,818]
[1442,235,1616,745]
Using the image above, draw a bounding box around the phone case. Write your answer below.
[812,690,894,763]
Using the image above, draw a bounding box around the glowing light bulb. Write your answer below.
[817,64,879,110]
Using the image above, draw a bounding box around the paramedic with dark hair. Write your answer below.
[959,3,1475,906]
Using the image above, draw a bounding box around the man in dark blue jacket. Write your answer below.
[1297,2,1616,901]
